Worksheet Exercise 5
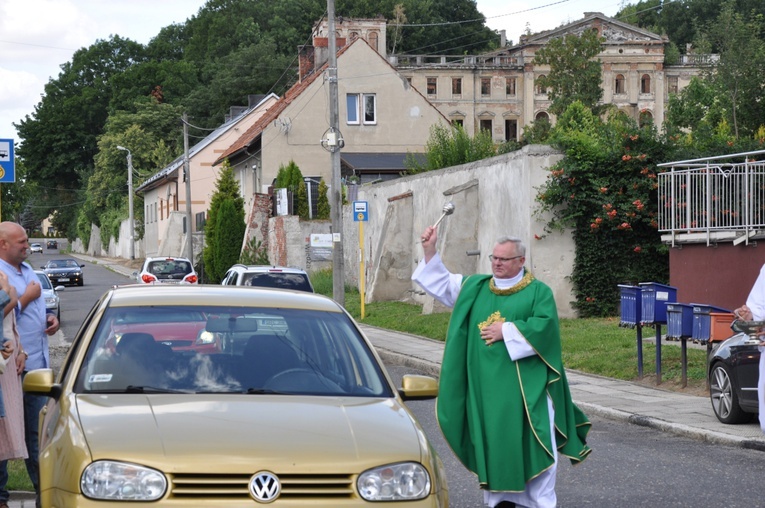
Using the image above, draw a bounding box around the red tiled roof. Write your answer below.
[214,41,356,166]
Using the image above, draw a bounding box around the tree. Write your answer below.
[213,198,246,280]
[14,35,146,238]
[702,2,765,138]
[203,159,245,283]
[533,29,604,116]
[404,124,495,174]
[317,178,330,219]
[536,101,675,317]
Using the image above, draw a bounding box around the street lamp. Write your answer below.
[116,145,135,260]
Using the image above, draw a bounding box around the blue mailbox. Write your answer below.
[691,303,731,343]
[666,303,694,339]
[618,285,642,328]
[639,282,677,325]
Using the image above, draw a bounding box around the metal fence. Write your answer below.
[657,151,765,244]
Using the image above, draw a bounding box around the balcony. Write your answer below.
[657,150,765,246]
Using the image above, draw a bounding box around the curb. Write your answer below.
[377,349,765,453]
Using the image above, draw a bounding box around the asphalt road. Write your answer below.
[389,364,765,507]
[40,254,765,507]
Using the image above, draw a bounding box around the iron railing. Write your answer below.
[657,150,765,245]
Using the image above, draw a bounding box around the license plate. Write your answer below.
[59,278,70,282]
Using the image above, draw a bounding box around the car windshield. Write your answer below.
[243,273,313,292]
[48,260,78,268]
[36,273,52,290]
[75,305,390,397]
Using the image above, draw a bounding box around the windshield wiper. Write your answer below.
[246,388,289,395]
[125,385,187,393]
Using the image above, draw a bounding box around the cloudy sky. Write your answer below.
[0,0,623,142]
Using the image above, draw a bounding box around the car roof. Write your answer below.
[105,284,340,311]
[229,264,308,274]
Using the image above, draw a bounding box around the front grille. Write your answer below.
[170,473,355,500]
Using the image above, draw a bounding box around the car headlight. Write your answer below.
[81,461,167,501]
[357,462,431,501]
[44,296,57,306]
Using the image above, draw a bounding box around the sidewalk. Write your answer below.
[74,253,765,451]
[360,325,765,451]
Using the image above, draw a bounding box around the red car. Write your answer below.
[110,309,219,354]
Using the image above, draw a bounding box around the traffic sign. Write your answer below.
[0,139,15,183]
[353,200,368,222]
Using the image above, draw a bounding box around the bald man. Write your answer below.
[0,222,59,508]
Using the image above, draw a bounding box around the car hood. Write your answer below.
[75,394,425,471]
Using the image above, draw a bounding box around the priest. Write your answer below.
[412,226,591,508]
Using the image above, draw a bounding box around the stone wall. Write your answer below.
[342,144,577,318]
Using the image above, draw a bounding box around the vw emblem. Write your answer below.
[249,471,281,503]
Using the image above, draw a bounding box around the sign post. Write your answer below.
[353,201,368,318]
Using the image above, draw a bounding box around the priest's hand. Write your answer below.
[480,322,504,346]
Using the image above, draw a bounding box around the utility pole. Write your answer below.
[327,0,345,306]
[183,112,193,265]
[116,145,135,260]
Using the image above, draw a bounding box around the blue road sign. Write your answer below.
[0,139,16,183]
[353,201,368,222]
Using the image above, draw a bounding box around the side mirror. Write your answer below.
[54,286,65,292]
[399,374,439,401]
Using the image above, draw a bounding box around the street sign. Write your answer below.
[0,139,15,183]
[353,200,368,222]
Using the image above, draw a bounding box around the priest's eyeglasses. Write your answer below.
[488,255,523,263]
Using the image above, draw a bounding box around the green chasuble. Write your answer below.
[436,273,591,492]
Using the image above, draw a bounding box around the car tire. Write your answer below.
[709,362,752,424]
[57,309,61,322]
[78,279,84,287]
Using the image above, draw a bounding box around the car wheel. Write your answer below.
[709,362,752,424]
[78,279,84,287]
[57,309,61,322]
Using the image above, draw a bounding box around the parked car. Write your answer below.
[47,240,58,249]
[22,285,446,506]
[708,326,760,424]
[41,258,84,286]
[221,264,314,292]
[134,256,198,284]
[30,243,43,254]
[35,270,63,321]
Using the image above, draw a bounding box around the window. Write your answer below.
[481,77,491,97]
[363,94,376,124]
[452,78,462,96]
[346,94,359,124]
[347,93,376,125]
[506,77,516,97]
[505,119,518,141]
[639,109,653,127]
[667,76,679,95]
[614,74,625,94]
[536,75,547,95]
[368,31,379,52]
[641,74,651,94]
[451,119,464,127]
[427,77,437,96]
[535,111,550,122]
[480,119,492,133]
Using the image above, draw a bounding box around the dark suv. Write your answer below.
[221,264,314,292]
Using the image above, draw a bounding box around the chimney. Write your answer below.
[298,44,315,82]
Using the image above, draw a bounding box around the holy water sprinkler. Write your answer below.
[432,202,455,229]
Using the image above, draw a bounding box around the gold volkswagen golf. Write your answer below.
[24,285,447,507]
